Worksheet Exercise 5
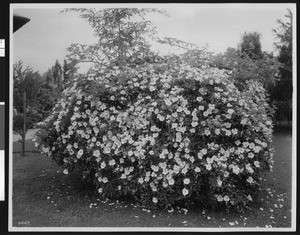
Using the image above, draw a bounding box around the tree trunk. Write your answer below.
[22,90,26,157]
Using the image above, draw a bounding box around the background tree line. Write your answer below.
[13,59,77,157]
[212,9,293,124]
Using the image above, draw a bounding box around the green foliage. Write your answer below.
[53,60,63,85]
[270,9,293,123]
[13,60,57,136]
[44,60,64,93]
[273,9,292,55]
[240,32,263,60]
[36,83,58,118]
[157,37,199,51]
[62,8,167,69]
[63,59,78,83]
[13,61,42,135]
[44,59,78,93]
[211,48,279,93]
[272,100,292,123]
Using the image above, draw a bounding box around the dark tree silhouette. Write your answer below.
[240,32,263,60]
[270,9,293,123]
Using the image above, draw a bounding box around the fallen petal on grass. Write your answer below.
[180,209,188,214]
[168,208,174,213]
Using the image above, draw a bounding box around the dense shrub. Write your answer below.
[34,55,274,212]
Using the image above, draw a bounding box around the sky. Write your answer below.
[12,3,295,74]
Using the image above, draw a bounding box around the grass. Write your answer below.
[13,139,40,153]
[12,128,293,229]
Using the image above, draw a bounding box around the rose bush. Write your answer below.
[34,53,274,212]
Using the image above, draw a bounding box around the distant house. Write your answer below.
[13,14,30,33]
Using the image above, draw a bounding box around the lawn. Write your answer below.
[12,127,293,229]
[13,139,40,154]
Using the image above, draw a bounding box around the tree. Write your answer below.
[63,59,77,83]
[240,32,263,60]
[14,60,57,157]
[211,47,279,92]
[53,60,63,85]
[62,8,167,71]
[273,9,292,55]
[35,82,57,120]
[43,60,64,94]
[271,9,293,123]
[13,60,42,157]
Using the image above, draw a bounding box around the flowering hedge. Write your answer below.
[34,57,274,212]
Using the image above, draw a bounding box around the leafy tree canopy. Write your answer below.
[62,8,168,70]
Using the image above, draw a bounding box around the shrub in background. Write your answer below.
[34,53,274,212]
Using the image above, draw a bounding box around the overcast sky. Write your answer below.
[12,3,295,74]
